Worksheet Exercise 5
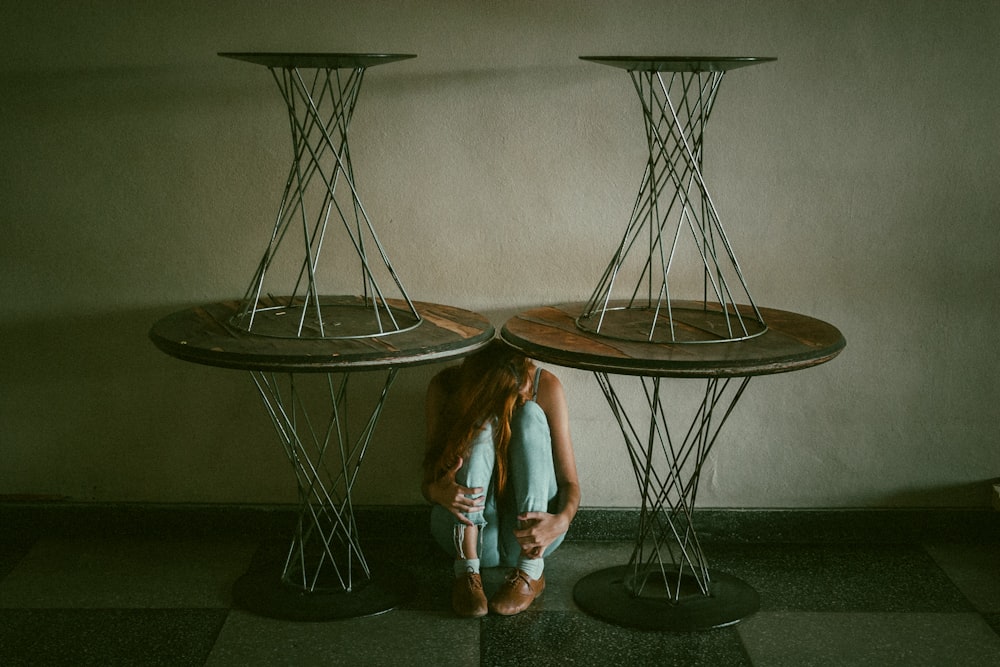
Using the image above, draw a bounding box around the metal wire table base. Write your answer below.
[573,373,759,630]
[231,369,413,620]
[220,53,420,341]
[577,58,774,344]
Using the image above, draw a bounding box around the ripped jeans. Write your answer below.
[430,401,564,567]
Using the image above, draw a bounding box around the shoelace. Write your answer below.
[503,570,530,590]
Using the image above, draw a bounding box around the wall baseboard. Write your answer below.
[3,502,998,544]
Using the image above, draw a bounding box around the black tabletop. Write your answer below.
[580,56,775,72]
[219,52,416,69]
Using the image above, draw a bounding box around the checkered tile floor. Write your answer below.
[2,519,999,666]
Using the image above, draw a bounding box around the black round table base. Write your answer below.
[233,564,415,622]
[574,565,759,631]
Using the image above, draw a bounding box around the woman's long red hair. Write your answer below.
[424,340,531,496]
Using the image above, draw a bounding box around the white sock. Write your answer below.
[455,558,480,577]
[517,556,544,580]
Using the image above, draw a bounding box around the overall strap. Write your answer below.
[531,365,542,402]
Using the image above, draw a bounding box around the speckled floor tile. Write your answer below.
[536,540,634,612]
[481,610,751,667]
[373,538,634,615]
[924,542,1000,613]
[371,539,455,613]
[0,537,257,608]
[739,611,1000,666]
[704,542,973,612]
[206,608,478,666]
[0,608,228,667]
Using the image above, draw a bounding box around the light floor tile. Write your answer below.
[739,611,1000,667]
[496,540,634,612]
[924,542,1000,612]
[206,609,478,667]
[481,610,751,667]
[0,537,256,608]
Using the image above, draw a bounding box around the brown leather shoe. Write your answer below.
[488,569,545,616]
[452,572,488,618]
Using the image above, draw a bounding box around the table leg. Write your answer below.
[232,369,413,620]
[574,373,759,630]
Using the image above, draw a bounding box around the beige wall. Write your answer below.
[2,1,998,508]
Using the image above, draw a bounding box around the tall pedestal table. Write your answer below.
[152,299,493,620]
[502,302,843,630]
[150,53,494,620]
[502,56,845,630]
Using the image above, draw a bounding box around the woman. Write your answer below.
[422,340,580,617]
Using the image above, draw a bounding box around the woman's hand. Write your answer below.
[426,457,485,526]
[514,511,569,558]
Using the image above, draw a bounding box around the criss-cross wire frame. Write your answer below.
[232,61,419,340]
[251,369,398,593]
[596,372,751,600]
[578,67,765,344]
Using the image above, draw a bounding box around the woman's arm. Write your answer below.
[515,368,581,556]
[422,372,484,524]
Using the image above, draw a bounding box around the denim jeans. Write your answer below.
[430,401,564,567]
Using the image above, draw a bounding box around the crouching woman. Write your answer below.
[422,340,580,617]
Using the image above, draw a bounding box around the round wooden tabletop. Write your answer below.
[150,297,495,372]
[501,301,844,378]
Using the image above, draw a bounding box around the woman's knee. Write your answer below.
[511,401,550,444]
[457,428,496,489]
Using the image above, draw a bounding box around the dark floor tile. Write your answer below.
[0,608,228,667]
[985,612,1000,636]
[0,540,33,582]
[377,540,455,613]
[207,609,478,666]
[706,542,972,612]
[253,539,454,612]
[481,610,751,667]
[240,538,457,615]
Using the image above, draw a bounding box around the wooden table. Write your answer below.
[501,53,846,631]
[503,300,844,378]
[502,302,844,630]
[150,297,493,373]
[150,50,494,621]
[151,298,493,620]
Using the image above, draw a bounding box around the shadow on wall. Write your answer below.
[3,306,995,510]
[880,480,1000,509]
[0,305,503,504]
[1,307,275,502]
